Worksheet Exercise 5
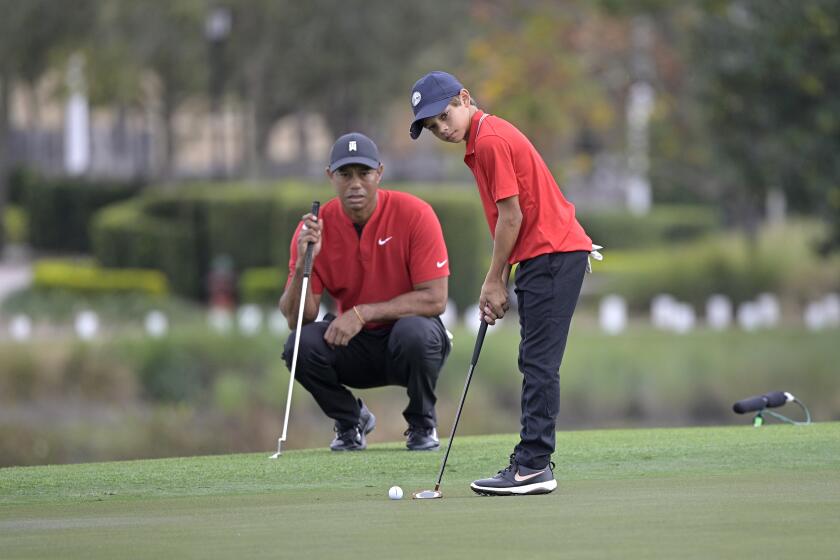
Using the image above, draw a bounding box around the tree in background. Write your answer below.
[0,0,95,252]
[226,0,467,177]
[89,0,207,180]
[462,0,621,178]
[689,0,840,248]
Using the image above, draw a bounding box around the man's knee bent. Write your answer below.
[283,321,330,370]
[389,316,446,362]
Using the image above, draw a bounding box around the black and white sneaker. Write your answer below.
[330,399,376,451]
[404,426,440,451]
[470,454,557,496]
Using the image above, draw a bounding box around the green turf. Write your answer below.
[2,424,839,559]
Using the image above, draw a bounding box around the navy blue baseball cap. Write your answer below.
[409,71,464,139]
[328,132,381,172]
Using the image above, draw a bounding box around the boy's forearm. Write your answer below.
[488,198,522,280]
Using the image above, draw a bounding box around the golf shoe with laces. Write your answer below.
[330,399,376,451]
[470,454,557,496]
[404,426,440,451]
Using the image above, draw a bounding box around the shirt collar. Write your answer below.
[464,110,486,157]
[338,189,385,229]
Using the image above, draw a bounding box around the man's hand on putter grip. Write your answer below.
[295,214,323,268]
[324,311,364,347]
[479,277,509,325]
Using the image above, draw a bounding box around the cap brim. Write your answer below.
[329,156,380,172]
[409,97,453,139]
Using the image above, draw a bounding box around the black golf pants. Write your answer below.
[513,251,588,470]
[283,315,450,431]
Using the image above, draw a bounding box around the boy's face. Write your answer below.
[423,89,474,143]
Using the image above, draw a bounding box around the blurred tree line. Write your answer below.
[0,0,838,252]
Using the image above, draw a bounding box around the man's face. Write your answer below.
[327,163,383,213]
[422,89,473,143]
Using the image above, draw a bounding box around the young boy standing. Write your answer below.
[409,71,594,496]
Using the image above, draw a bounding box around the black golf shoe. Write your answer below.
[330,399,376,451]
[470,454,557,496]
[404,426,440,451]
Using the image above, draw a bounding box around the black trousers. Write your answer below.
[283,316,450,430]
[513,251,588,470]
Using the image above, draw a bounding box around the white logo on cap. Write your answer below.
[349,141,357,152]
[412,91,422,107]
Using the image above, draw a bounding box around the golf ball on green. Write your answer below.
[388,486,403,500]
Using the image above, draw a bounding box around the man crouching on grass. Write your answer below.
[279,132,451,452]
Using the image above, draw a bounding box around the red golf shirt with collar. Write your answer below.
[464,110,591,264]
[287,189,450,328]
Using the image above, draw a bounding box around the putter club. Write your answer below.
[270,201,320,459]
[413,320,488,499]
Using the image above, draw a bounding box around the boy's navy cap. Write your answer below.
[329,132,380,172]
[409,71,464,139]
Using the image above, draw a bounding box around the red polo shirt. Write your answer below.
[287,189,450,327]
[464,110,591,264]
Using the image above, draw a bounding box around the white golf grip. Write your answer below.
[280,275,309,444]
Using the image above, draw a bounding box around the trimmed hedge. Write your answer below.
[4,205,27,244]
[33,259,169,295]
[239,267,285,304]
[90,182,720,309]
[22,173,142,252]
[91,182,487,310]
[598,220,840,308]
[92,196,201,297]
[578,205,719,249]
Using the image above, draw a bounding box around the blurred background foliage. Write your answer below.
[1,0,838,247]
[1,324,838,467]
[1,0,839,465]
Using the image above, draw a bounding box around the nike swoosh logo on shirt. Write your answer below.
[513,470,545,482]
[436,260,448,268]
[378,237,393,246]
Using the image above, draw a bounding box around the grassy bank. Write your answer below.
[1,324,838,466]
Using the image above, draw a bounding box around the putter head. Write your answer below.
[268,438,283,459]
[412,489,442,499]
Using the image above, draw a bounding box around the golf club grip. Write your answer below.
[732,391,788,414]
[302,201,320,277]
[471,321,488,365]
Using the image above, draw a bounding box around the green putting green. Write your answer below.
[2,424,839,559]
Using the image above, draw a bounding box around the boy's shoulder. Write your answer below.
[474,115,530,153]
[475,115,525,149]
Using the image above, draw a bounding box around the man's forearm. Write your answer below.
[279,268,319,326]
[356,289,446,324]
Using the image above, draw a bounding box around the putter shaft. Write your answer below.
[432,321,488,488]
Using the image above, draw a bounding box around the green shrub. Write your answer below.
[23,174,142,252]
[1,287,203,324]
[4,204,28,244]
[240,267,285,304]
[91,182,491,308]
[7,165,37,205]
[33,259,169,295]
[598,220,840,308]
[579,205,720,249]
[92,196,201,297]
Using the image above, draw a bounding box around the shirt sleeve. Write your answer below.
[475,135,519,201]
[409,202,450,285]
[286,221,324,294]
